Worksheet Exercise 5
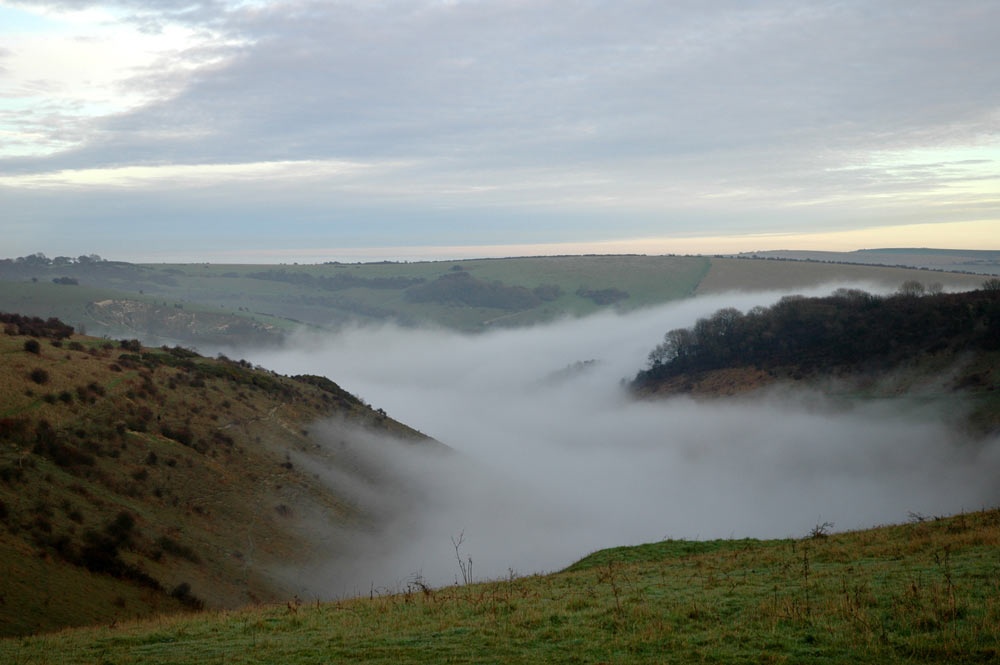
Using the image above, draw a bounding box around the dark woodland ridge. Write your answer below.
[634,282,1000,397]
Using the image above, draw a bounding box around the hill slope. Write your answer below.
[0,315,437,636]
[2,508,998,663]
[737,248,1000,275]
[2,252,988,344]
[633,286,1000,435]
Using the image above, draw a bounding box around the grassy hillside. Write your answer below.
[1,508,998,663]
[738,249,1000,275]
[1,254,712,339]
[11,250,982,346]
[0,317,434,636]
[1,253,989,343]
[696,257,986,294]
[133,255,713,332]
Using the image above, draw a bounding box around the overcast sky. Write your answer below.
[1,0,998,262]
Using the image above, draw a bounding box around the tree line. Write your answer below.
[635,281,1000,388]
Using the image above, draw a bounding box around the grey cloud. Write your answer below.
[4,0,998,250]
[8,1,999,172]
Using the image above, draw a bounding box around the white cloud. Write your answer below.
[243,290,1000,594]
[0,1,239,157]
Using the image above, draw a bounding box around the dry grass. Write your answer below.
[0,332,431,636]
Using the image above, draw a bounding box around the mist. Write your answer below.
[242,287,1000,597]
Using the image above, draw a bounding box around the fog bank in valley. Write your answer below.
[244,287,1000,596]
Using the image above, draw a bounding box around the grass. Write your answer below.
[0,281,129,333]
[696,258,987,294]
[152,255,713,331]
[2,509,998,663]
[5,255,989,342]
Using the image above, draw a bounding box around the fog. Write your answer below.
[243,287,1000,597]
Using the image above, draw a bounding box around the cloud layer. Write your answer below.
[245,289,1000,596]
[2,0,998,259]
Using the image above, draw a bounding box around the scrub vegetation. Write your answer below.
[0,317,430,636]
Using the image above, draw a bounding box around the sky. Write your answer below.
[1,0,998,263]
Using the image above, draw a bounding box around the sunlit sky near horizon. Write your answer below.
[1,0,998,263]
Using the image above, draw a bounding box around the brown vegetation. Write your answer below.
[0,315,433,636]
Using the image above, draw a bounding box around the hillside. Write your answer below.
[1,252,988,344]
[0,315,436,636]
[2,508,998,663]
[633,284,1000,435]
[695,256,987,295]
[736,248,1000,275]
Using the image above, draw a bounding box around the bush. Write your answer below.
[170,582,204,609]
[0,418,29,440]
[29,368,50,384]
[24,339,41,354]
[119,339,142,353]
[160,424,194,447]
[0,464,25,484]
[156,536,201,563]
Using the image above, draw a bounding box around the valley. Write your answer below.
[0,251,998,662]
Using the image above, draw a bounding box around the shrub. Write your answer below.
[160,424,194,447]
[156,536,201,563]
[29,368,50,384]
[119,339,142,353]
[170,582,204,609]
[24,339,41,354]
[0,465,25,484]
[0,418,29,440]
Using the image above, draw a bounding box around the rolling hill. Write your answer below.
[0,315,437,636]
[0,252,990,345]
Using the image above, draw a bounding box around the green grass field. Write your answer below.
[143,255,712,331]
[2,254,990,342]
[2,509,998,663]
[696,258,986,294]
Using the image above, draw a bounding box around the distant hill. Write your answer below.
[0,315,436,636]
[735,248,1000,275]
[0,252,990,344]
[633,284,1000,435]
